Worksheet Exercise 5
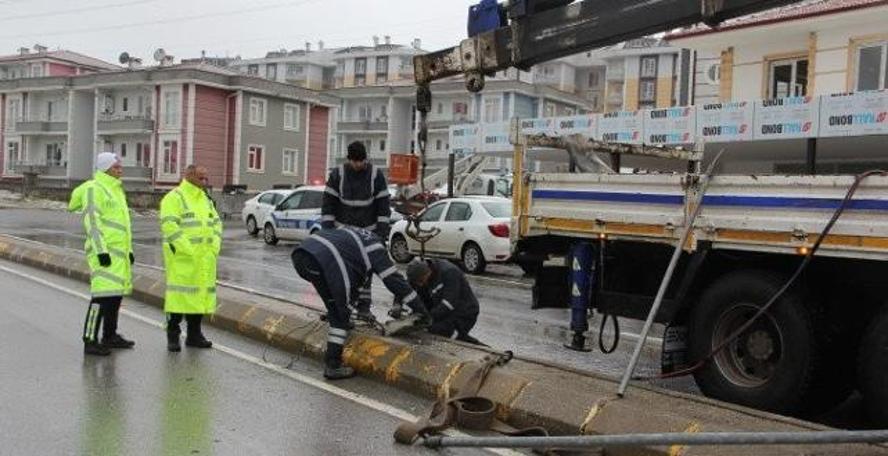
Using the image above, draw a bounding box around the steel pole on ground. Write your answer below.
[423,430,888,450]
[448,152,455,198]
[616,147,723,397]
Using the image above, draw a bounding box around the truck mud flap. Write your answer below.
[661,324,689,374]
[532,266,570,309]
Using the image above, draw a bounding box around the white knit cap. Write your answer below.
[95,152,119,171]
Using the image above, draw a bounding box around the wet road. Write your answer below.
[0,208,668,383]
[0,259,500,456]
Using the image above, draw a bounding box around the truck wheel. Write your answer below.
[689,270,825,416]
[389,234,413,264]
[859,307,888,427]
[263,223,279,246]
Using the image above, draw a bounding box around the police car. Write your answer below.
[259,186,326,245]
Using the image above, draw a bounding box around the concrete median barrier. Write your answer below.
[0,233,885,456]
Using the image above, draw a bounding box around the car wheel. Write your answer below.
[263,223,279,245]
[389,234,414,264]
[859,306,888,427]
[245,216,258,236]
[461,242,486,274]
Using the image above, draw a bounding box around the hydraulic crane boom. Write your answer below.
[410,0,804,166]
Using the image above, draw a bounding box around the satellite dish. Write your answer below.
[153,48,167,63]
[119,52,130,64]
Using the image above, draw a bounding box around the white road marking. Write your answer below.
[0,262,523,456]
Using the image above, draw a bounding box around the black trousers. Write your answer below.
[292,250,350,368]
[82,296,122,344]
[166,313,205,338]
[429,313,480,344]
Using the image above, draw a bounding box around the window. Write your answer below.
[358,105,372,121]
[279,192,303,210]
[544,103,556,117]
[249,98,267,126]
[119,143,127,158]
[122,97,129,112]
[445,202,472,222]
[137,96,145,115]
[247,64,259,75]
[588,72,600,88]
[856,42,888,91]
[161,140,178,175]
[32,64,43,78]
[482,202,511,218]
[378,104,387,121]
[266,64,277,80]
[258,193,277,205]
[45,143,64,167]
[355,58,367,86]
[483,97,501,123]
[436,102,443,115]
[379,140,386,152]
[284,104,300,131]
[103,94,114,114]
[46,101,54,121]
[136,142,150,167]
[640,80,657,102]
[436,139,442,151]
[247,145,265,172]
[6,99,21,127]
[453,102,468,121]
[640,56,658,78]
[565,107,575,116]
[420,203,446,222]
[5,141,20,173]
[376,56,389,83]
[768,58,808,99]
[298,191,324,210]
[282,148,299,175]
[286,64,304,78]
[163,91,180,128]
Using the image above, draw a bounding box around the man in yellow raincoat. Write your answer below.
[68,152,136,356]
[159,165,221,352]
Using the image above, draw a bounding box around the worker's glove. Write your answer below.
[97,253,112,267]
[129,252,135,265]
[388,301,404,320]
[169,243,176,254]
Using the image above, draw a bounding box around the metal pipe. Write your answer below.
[616,148,724,397]
[423,430,888,449]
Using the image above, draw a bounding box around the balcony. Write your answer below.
[337,119,389,132]
[97,114,155,134]
[426,119,472,130]
[122,166,152,180]
[12,163,67,176]
[16,119,67,135]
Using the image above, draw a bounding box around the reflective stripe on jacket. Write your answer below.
[68,171,133,298]
[159,180,221,314]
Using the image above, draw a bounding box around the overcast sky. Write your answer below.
[0,0,478,64]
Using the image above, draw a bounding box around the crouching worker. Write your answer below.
[407,259,482,345]
[292,227,429,380]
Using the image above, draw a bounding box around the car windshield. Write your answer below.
[481,202,511,218]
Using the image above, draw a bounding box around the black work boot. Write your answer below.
[167,326,181,352]
[185,315,212,349]
[103,334,135,349]
[323,343,355,380]
[84,342,111,356]
[354,303,375,323]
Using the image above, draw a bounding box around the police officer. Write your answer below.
[159,165,222,352]
[407,259,482,345]
[68,152,136,356]
[292,227,429,380]
[321,141,391,320]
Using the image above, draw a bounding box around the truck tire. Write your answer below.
[859,307,888,427]
[689,270,828,416]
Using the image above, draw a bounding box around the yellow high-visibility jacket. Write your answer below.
[68,171,133,298]
[159,179,221,314]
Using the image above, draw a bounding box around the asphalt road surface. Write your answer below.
[0,259,511,456]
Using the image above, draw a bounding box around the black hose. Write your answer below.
[648,170,888,381]
[598,313,620,354]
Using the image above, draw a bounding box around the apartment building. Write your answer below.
[0,45,119,81]
[230,42,338,91]
[667,0,888,103]
[0,64,338,191]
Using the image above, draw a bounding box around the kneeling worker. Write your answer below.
[407,259,482,345]
[292,227,429,380]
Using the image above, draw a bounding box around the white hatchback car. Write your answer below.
[388,197,512,274]
[241,189,295,236]
[259,186,326,245]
